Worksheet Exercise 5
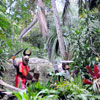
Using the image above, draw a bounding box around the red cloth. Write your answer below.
[15,62,30,89]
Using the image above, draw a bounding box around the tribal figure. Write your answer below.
[12,48,31,89]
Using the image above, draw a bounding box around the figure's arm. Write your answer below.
[54,64,58,73]
[12,56,18,68]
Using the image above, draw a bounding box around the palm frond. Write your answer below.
[51,38,58,61]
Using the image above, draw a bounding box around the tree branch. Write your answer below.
[0,80,23,92]
[19,14,38,40]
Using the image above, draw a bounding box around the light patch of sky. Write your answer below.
[6,0,79,15]
[68,0,79,26]
[56,0,64,12]
[6,1,17,14]
[55,0,79,21]
[56,0,79,16]
[69,0,79,17]
[6,0,64,14]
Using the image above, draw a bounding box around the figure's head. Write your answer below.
[62,63,70,70]
[61,61,73,70]
[22,48,31,65]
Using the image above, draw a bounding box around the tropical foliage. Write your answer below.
[14,73,100,100]
[0,0,100,99]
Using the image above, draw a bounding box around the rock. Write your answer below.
[3,57,53,86]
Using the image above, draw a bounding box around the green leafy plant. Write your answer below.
[13,72,100,100]
[0,10,13,73]
[83,64,100,94]
[14,81,58,100]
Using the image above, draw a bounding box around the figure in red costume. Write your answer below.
[12,48,31,89]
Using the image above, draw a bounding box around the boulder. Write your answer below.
[3,57,53,86]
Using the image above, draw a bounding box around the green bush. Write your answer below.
[13,72,100,100]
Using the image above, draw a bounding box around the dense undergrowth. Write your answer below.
[14,73,100,100]
[0,0,100,100]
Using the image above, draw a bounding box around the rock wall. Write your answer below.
[3,57,53,86]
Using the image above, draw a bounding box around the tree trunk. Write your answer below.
[51,0,66,58]
[38,0,48,38]
[38,0,51,61]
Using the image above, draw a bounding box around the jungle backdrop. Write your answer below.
[0,0,100,100]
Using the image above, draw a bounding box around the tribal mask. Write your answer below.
[22,48,31,65]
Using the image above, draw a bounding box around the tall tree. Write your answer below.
[19,0,48,39]
[51,0,66,58]
[37,0,51,61]
[19,0,51,60]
